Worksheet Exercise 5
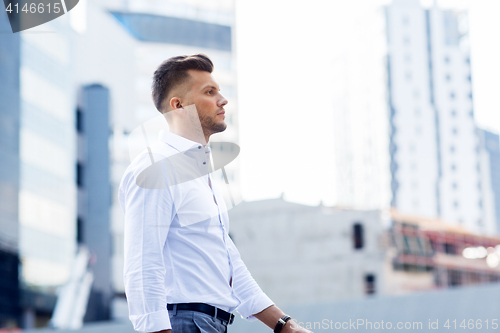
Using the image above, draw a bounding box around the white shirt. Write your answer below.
[119,130,273,332]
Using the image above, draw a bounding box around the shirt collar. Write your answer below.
[158,129,211,153]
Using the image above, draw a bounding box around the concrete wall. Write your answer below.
[228,198,386,306]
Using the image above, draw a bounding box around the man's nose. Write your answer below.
[218,95,228,108]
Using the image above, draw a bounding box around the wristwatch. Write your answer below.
[274,315,292,333]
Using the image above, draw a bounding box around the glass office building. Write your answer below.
[385,0,494,234]
[0,10,77,327]
[1,1,137,325]
[18,18,77,290]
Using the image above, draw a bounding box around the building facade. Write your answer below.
[385,210,500,294]
[385,0,495,234]
[478,129,500,232]
[0,9,77,328]
[228,197,387,305]
[0,0,137,328]
[229,197,500,307]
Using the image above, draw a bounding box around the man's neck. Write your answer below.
[169,126,210,147]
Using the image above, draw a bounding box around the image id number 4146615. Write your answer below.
[5,2,62,14]
[443,319,498,329]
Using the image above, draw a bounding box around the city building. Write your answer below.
[478,129,500,232]
[228,197,500,306]
[385,210,500,294]
[385,0,495,234]
[0,7,22,329]
[72,0,137,322]
[228,197,387,305]
[0,10,79,329]
[0,0,137,328]
[327,2,391,210]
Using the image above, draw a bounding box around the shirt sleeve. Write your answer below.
[119,155,174,332]
[226,235,274,321]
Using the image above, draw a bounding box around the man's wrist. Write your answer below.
[274,315,292,333]
[282,319,297,333]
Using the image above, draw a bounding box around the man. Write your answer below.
[119,54,312,333]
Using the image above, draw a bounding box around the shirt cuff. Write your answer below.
[236,292,274,322]
[130,308,171,332]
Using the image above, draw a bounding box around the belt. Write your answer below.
[167,303,235,325]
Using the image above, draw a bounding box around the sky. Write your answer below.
[234,0,500,206]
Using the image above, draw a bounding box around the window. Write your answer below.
[465,57,470,65]
[452,182,457,190]
[76,108,83,133]
[450,92,455,99]
[453,200,459,208]
[365,274,376,295]
[403,36,411,45]
[76,163,84,187]
[451,164,456,171]
[469,110,474,118]
[444,56,450,64]
[478,200,483,208]
[353,223,364,250]
[450,145,455,153]
[452,127,458,135]
[414,108,421,116]
[77,217,84,243]
[448,269,462,286]
[467,75,471,82]
[451,110,457,117]
[444,243,455,254]
[468,92,473,99]
[404,54,412,63]
[402,15,410,26]
[446,74,451,81]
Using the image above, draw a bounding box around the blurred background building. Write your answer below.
[386,0,497,234]
[0,0,137,328]
[229,198,500,303]
[0,9,77,329]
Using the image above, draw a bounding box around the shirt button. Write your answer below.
[198,146,202,149]
[203,162,206,165]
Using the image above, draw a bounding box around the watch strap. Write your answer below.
[274,315,291,333]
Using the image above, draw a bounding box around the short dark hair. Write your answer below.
[151,54,214,113]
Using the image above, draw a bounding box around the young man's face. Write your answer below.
[183,69,228,136]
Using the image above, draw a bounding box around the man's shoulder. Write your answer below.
[120,141,179,192]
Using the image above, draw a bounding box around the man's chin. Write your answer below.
[213,122,227,133]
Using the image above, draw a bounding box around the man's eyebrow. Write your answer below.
[201,84,220,91]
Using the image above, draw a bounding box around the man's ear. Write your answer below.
[169,97,183,110]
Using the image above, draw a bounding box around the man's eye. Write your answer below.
[207,90,213,94]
